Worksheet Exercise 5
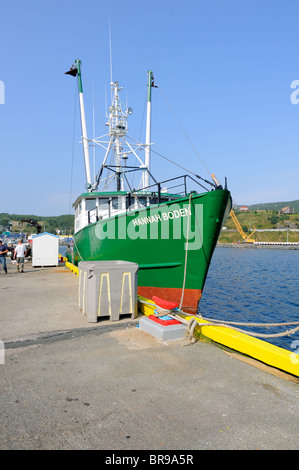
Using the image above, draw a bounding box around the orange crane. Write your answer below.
[229,209,257,243]
[210,174,256,243]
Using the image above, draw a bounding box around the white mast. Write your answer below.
[144,70,153,188]
[75,59,92,190]
[109,81,126,191]
[67,65,155,193]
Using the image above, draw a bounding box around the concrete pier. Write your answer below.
[1,261,299,450]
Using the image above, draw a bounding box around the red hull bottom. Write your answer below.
[138,286,202,314]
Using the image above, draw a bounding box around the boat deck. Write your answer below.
[1,261,299,450]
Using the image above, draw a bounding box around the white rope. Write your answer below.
[197,317,299,328]
[138,298,299,340]
[73,236,83,262]
[179,193,192,310]
[192,319,299,339]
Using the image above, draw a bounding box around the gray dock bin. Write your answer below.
[78,260,138,322]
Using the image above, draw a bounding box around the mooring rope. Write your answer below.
[179,192,192,310]
[196,316,299,328]
[138,298,299,340]
[73,236,83,262]
[186,317,299,339]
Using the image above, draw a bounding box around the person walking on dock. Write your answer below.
[13,240,27,273]
[0,240,8,274]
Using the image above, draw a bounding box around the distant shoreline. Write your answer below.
[217,243,299,250]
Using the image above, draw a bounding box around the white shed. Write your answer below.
[32,232,59,267]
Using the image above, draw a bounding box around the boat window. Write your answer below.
[136,197,147,208]
[86,198,96,211]
[75,205,79,217]
[79,202,82,214]
[149,194,158,205]
[111,197,120,210]
[98,198,109,210]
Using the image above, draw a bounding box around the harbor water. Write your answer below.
[199,247,299,352]
[59,243,298,352]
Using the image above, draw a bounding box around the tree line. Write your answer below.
[0,213,74,235]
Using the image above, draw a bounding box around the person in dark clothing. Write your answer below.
[0,240,8,274]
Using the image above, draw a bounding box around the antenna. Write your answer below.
[109,20,113,85]
[105,85,108,117]
[93,82,96,180]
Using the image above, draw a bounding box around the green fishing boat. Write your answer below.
[66,60,231,313]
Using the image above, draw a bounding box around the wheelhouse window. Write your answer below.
[98,198,109,210]
[86,198,96,212]
[111,197,120,210]
[136,197,147,208]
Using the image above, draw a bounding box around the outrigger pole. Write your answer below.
[66,59,92,191]
[144,70,153,188]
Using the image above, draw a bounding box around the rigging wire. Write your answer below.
[139,88,148,142]
[109,19,113,86]
[84,77,108,130]
[133,90,148,189]
[157,84,213,179]
[71,65,215,192]
[126,135,214,188]
[69,79,78,215]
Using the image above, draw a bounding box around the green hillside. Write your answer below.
[246,199,299,212]
[219,209,299,243]
[1,200,299,241]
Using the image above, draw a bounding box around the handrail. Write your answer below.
[133,174,212,200]
[85,174,214,226]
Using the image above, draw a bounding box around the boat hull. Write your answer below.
[72,189,231,313]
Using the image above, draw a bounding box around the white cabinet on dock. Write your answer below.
[32,232,59,267]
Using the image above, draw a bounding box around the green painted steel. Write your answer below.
[72,189,231,294]
[76,59,83,94]
[147,70,153,102]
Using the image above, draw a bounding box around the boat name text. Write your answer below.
[132,207,191,226]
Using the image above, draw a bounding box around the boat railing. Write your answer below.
[133,174,214,202]
[86,174,216,225]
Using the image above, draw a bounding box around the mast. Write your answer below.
[111,81,123,191]
[66,59,92,190]
[144,70,153,188]
[76,60,92,190]
[67,61,154,193]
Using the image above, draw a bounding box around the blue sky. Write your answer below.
[0,0,299,216]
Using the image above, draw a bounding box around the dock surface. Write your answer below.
[1,262,299,450]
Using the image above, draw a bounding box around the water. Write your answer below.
[199,247,299,352]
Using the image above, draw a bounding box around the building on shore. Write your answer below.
[279,206,294,215]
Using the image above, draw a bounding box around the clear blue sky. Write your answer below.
[1,0,299,216]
